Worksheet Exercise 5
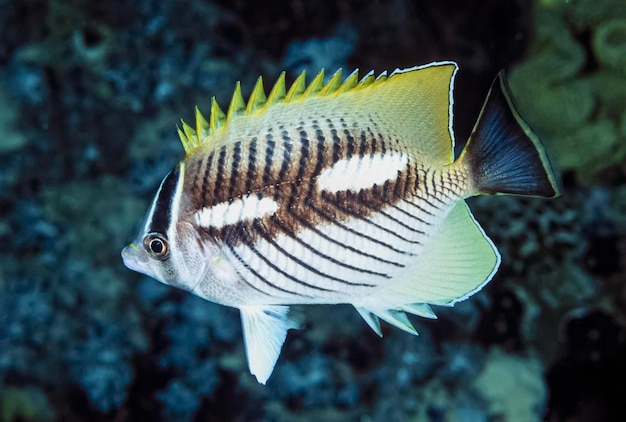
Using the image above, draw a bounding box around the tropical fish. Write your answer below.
[121,61,561,384]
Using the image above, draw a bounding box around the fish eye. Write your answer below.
[143,233,169,261]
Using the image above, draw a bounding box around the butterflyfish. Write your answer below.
[122,62,561,384]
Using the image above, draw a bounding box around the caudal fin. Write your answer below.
[459,71,561,198]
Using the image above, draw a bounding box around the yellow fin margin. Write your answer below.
[178,68,397,153]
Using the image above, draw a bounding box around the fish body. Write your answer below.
[122,62,561,384]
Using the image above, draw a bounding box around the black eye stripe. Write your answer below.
[148,164,181,235]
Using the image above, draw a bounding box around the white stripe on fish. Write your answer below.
[194,195,279,229]
[317,152,409,192]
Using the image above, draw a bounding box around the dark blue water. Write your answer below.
[1,0,625,420]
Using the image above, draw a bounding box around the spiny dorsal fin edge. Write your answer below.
[178,68,390,153]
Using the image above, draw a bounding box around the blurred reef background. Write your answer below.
[1,0,626,420]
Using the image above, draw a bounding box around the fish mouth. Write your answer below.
[121,243,144,272]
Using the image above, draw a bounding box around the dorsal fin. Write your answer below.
[178,120,197,152]
[178,68,385,153]
[302,69,325,97]
[357,70,375,88]
[178,62,458,163]
[226,82,246,121]
[209,96,226,132]
[246,76,266,114]
[284,71,307,102]
[195,106,210,140]
[319,69,342,95]
[336,69,358,94]
[266,72,286,105]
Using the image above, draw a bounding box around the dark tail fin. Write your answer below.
[459,71,561,198]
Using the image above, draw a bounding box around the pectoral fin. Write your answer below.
[239,305,298,384]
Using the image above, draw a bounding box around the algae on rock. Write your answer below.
[473,348,546,421]
[509,0,626,184]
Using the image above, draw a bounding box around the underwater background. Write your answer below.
[1,0,625,420]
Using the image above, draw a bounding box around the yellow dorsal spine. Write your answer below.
[246,76,266,114]
[195,106,210,141]
[302,70,325,97]
[177,127,191,151]
[266,72,286,104]
[226,82,246,122]
[358,70,375,88]
[284,71,307,102]
[209,96,226,133]
[177,67,406,153]
[181,120,197,151]
[337,69,359,93]
[319,69,342,95]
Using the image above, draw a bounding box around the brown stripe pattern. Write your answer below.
[176,112,469,301]
[183,115,421,245]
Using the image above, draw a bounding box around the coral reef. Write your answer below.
[473,348,546,420]
[1,0,625,420]
[0,387,54,422]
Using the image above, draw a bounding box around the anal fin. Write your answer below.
[355,307,382,337]
[373,309,418,335]
[399,303,437,320]
[239,305,298,384]
[355,306,418,336]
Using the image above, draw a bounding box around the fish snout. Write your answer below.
[121,243,147,272]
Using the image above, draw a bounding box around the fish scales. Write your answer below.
[181,114,431,302]
[122,63,562,384]
[183,118,420,249]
